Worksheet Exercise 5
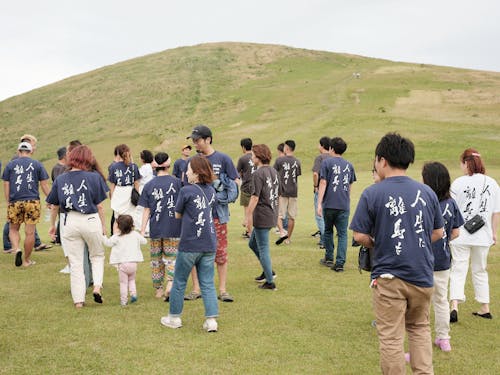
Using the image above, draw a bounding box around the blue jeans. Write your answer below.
[314,192,325,245]
[323,209,349,266]
[169,251,218,318]
[3,222,41,250]
[248,227,273,283]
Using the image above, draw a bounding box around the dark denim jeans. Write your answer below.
[323,209,349,266]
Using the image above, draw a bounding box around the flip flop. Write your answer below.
[275,235,288,245]
[35,244,53,251]
[15,251,23,267]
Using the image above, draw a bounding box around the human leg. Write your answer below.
[3,222,12,251]
[405,281,434,374]
[169,252,196,316]
[314,191,325,245]
[81,214,105,296]
[150,238,165,296]
[432,270,451,342]
[214,220,231,300]
[23,223,36,265]
[62,217,86,304]
[372,277,407,375]
[470,245,490,312]
[118,264,130,305]
[197,252,219,318]
[333,210,349,267]
[254,227,273,283]
[449,243,471,312]
[323,208,335,261]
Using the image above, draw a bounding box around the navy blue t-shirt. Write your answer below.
[175,183,217,253]
[172,158,188,180]
[320,156,356,210]
[433,198,464,271]
[138,175,182,238]
[350,176,444,287]
[2,157,49,202]
[108,161,140,186]
[46,170,109,214]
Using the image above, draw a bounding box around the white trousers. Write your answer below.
[432,270,450,340]
[62,211,105,304]
[449,243,490,304]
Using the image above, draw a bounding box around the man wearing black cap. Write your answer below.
[186,125,240,302]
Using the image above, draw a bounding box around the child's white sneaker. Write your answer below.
[160,315,182,329]
[203,318,218,332]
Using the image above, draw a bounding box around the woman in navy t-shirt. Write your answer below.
[46,145,109,308]
[160,155,219,332]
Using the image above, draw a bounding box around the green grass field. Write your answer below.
[0,42,499,374]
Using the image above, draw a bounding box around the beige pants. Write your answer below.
[62,211,105,304]
[373,277,434,375]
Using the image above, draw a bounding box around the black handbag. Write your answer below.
[131,188,140,206]
[463,214,485,234]
[358,246,372,273]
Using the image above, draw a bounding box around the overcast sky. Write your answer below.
[1,0,499,101]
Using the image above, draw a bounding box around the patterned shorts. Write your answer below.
[214,219,228,265]
[7,200,41,225]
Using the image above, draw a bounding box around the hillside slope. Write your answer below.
[1,42,499,175]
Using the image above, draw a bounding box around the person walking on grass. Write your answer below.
[2,141,50,267]
[449,148,500,322]
[312,136,331,249]
[138,152,182,301]
[46,145,108,308]
[422,162,464,352]
[237,138,255,238]
[160,155,219,332]
[184,125,239,303]
[317,137,356,272]
[350,133,444,374]
[102,214,146,307]
[246,144,279,290]
[273,140,301,245]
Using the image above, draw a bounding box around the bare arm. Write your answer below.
[316,179,327,217]
[492,212,500,245]
[40,179,50,197]
[353,231,374,249]
[109,183,115,199]
[3,181,9,203]
[97,202,107,235]
[431,227,444,243]
[450,228,460,241]
[48,205,59,240]
[141,207,150,236]
[246,195,259,234]
[175,212,182,219]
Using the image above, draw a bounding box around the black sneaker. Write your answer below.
[258,282,277,290]
[242,231,250,239]
[254,271,276,283]
[450,309,458,323]
[332,264,344,272]
[311,230,321,237]
[319,258,334,267]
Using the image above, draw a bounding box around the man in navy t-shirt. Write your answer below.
[350,133,444,374]
[317,137,356,271]
[2,142,50,267]
[186,125,239,302]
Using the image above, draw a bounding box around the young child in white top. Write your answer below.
[102,214,146,306]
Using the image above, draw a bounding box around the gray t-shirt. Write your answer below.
[251,166,279,229]
[312,153,331,174]
[273,155,301,198]
[237,153,255,194]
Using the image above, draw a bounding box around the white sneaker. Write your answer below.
[203,318,218,332]
[59,265,71,274]
[160,315,182,329]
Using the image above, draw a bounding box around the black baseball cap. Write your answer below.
[187,125,212,141]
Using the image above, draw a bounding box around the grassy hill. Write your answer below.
[1,42,499,180]
[1,43,500,374]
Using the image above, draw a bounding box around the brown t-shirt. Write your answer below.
[273,155,301,197]
[251,166,279,228]
[237,153,255,194]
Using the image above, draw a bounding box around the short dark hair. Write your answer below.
[319,136,330,150]
[252,144,272,165]
[284,140,296,151]
[116,214,134,235]
[422,162,451,201]
[189,154,215,184]
[154,152,170,171]
[140,150,154,163]
[240,138,253,151]
[330,137,347,154]
[375,133,415,170]
[277,143,285,153]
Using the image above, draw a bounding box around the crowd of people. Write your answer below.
[2,129,499,373]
